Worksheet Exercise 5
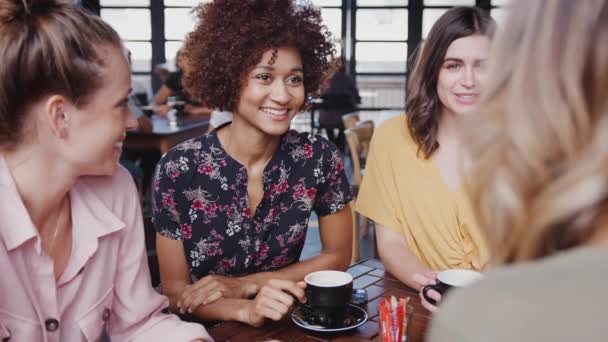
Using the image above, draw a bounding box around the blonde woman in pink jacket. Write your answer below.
[0,0,211,341]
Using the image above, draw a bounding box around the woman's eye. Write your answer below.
[256,74,272,81]
[287,75,303,84]
[446,63,462,70]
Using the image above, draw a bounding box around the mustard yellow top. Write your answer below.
[355,115,488,271]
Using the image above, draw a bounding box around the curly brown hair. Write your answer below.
[181,0,336,112]
[406,7,495,158]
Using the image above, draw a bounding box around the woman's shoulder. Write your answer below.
[372,114,417,148]
[284,129,339,154]
[158,134,212,167]
[76,166,139,206]
[431,248,608,341]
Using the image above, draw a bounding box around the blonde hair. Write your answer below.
[466,0,608,263]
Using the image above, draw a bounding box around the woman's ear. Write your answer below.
[45,95,70,139]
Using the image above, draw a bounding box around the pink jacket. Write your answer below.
[0,154,213,342]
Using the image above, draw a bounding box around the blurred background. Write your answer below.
[78,0,507,113]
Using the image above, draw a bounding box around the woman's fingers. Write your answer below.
[255,295,290,320]
[419,290,440,313]
[178,282,223,313]
[412,272,437,290]
[260,283,296,307]
[266,279,306,303]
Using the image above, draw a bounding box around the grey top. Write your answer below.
[428,247,608,342]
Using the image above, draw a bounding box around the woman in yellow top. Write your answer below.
[355,7,495,312]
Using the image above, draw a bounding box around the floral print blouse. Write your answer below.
[152,126,353,280]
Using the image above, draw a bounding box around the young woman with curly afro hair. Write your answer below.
[152,0,354,327]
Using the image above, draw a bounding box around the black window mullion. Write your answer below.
[408,0,423,76]
[81,0,100,15]
[476,0,492,11]
[150,0,165,92]
[347,0,356,76]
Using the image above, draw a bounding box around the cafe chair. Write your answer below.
[345,120,374,263]
[342,112,360,130]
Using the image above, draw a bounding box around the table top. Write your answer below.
[208,259,430,342]
[128,115,209,136]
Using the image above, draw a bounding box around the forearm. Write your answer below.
[379,241,430,290]
[191,297,250,322]
[243,250,350,289]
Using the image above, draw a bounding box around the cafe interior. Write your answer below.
[6,0,606,341]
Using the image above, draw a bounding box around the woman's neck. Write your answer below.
[219,116,281,168]
[4,145,75,228]
[437,109,464,146]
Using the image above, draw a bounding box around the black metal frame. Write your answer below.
[87,0,498,103]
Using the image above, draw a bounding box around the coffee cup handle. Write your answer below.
[421,284,439,306]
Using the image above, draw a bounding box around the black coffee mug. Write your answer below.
[303,270,353,327]
[173,100,186,115]
[422,269,483,305]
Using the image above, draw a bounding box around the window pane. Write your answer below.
[492,0,511,6]
[165,41,184,63]
[101,9,151,40]
[310,0,341,5]
[101,0,149,6]
[356,75,406,108]
[132,75,152,103]
[422,8,447,38]
[320,8,342,41]
[356,9,407,41]
[424,0,474,5]
[357,0,407,6]
[124,42,151,72]
[165,8,197,40]
[491,8,509,27]
[164,0,211,6]
[355,42,407,73]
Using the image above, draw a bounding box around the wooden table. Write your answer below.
[208,259,431,341]
[125,115,209,154]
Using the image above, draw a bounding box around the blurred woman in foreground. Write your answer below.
[430,1,608,341]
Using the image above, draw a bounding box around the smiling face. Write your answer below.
[436,34,490,117]
[64,45,137,176]
[234,46,305,137]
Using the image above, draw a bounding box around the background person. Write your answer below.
[355,7,496,312]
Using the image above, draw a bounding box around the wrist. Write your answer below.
[241,274,266,296]
[235,300,253,324]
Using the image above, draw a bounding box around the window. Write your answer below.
[100,2,153,100]
[93,0,498,108]
[354,2,408,108]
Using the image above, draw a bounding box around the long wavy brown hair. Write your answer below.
[466,0,608,263]
[406,7,495,158]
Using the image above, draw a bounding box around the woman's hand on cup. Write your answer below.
[239,279,306,327]
[413,272,441,313]
[155,104,171,117]
[177,275,259,314]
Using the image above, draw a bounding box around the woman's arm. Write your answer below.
[375,222,441,312]
[243,204,353,288]
[157,234,307,325]
[154,85,172,105]
[109,170,211,341]
[375,223,431,290]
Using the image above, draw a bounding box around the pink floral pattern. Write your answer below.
[152,127,353,279]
